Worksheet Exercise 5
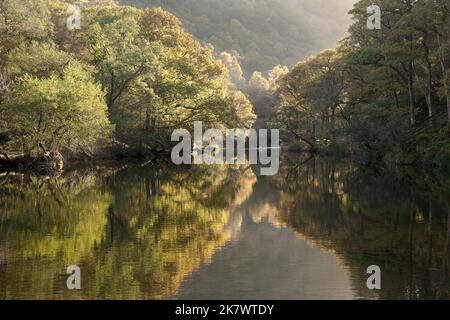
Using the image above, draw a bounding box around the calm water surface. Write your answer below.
[0,156,449,299]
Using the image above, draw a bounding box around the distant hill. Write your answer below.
[119,0,355,74]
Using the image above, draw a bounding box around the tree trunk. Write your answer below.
[407,67,416,126]
[423,38,434,118]
[436,31,450,123]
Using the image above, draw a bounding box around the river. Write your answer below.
[0,155,449,299]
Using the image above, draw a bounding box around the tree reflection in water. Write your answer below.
[0,164,256,299]
[267,157,450,300]
[0,157,449,299]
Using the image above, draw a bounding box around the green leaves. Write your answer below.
[1,63,113,154]
[8,42,77,79]
[0,0,53,60]
[274,49,345,149]
[0,0,255,157]
[275,0,450,162]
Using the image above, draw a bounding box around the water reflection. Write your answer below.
[0,157,449,299]
[0,164,255,299]
[267,157,450,299]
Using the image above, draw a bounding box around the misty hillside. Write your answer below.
[119,0,355,74]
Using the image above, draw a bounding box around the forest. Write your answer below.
[119,0,355,75]
[0,0,449,172]
[273,0,450,170]
[0,0,255,172]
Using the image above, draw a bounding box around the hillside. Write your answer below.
[119,0,355,74]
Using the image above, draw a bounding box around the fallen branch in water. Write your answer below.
[0,150,64,175]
